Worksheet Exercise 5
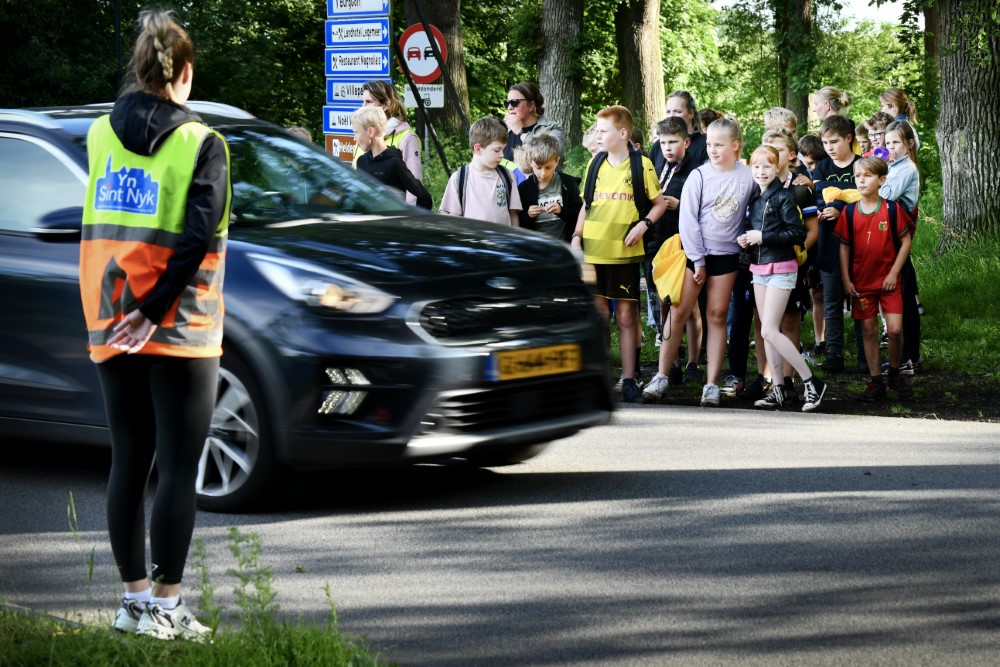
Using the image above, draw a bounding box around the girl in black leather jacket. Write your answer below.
[738,146,826,411]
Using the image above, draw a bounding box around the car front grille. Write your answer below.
[417,287,594,343]
[420,374,604,434]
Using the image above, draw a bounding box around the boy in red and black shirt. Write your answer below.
[833,157,914,401]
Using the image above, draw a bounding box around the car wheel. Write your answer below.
[196,351,276,512]
[462,444,547,467]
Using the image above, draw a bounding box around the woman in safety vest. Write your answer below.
[80,8,230,642]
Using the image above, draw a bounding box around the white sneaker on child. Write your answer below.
[700,383,721,407]
[137,599,212,642]
[112,597,145,633]
[642,373,670,400]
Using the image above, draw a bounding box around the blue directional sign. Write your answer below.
[325,48,391,77]
[326,77,390,105]
[325,18,390,47]
[327,0,390,18]
[323,105,362,134]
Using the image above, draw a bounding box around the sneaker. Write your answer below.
[683,362,702,384]
[917,303,926,316]
[812,341,827,357]
[612,375,624,395]
[113,597,145,633]
[700,383,721,407]
[668,363,684,385]
[737,375,770,401]
[621,378,643,403]
[782,378,798,405]
[137,600,212,642]
[634,369,646,389]
[655,332,663,347]
[720,374,744,397]
[879,331,889,349]
[642,373,670,401]
[801,377,827,412]
[754,383,784,408]
[858,380,886,402]
[887,372,913,399]
[881,359,915,376]
[820,355,845,373]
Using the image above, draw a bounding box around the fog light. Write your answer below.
[319,367,370,415]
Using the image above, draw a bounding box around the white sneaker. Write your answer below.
[655,332,663,347]
[642,373,670,400]
[137,599,212,642]
[700,383,721,407]
[612,375,624,395]
[112,597,145,633]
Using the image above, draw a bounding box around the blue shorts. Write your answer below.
[752,270,797,290]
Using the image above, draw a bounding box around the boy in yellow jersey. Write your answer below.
[571,105,666,402]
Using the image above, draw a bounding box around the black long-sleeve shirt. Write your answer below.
[355,146,432,210]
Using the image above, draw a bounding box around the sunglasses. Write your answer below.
[504,98,526,108]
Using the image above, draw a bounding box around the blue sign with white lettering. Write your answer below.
[326,77,390,105]
[94,156,159,215]
[327,0,390,18]
[324,105,362,134]
[325,48,391,77]
[325,18,390,47]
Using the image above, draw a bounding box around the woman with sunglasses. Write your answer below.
[502,82,565,162]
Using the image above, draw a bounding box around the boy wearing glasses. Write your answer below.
[866,112,894,150]
[502,82,565,161]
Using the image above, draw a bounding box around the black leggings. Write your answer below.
[98,355,219,585]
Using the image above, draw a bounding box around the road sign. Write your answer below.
[404,83,444,109]
[327,0,389,18]
[398,23,447,84]
[325,18,390,47]
[325,47,391,77]
[326,77,390,105]
[324,105,361,134]
[325,133,358,162]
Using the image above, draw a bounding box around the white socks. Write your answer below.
[150,594,180,610]
[124,587,151,603]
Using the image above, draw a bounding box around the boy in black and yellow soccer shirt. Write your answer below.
[570,105,666,402]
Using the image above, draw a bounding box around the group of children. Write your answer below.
[344,80,923,411]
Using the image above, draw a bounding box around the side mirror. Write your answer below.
[33,207,83,242]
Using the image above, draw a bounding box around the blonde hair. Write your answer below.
[761,127,797,153]
[855,123,869,139]
[286,126,313,143]
[815,86,853,114]
[880,87,918,125]
[750,144,780,166]
[764,107,798,134]
[362,80,407,123]
[854,156,888,178]
[352,105,387,134]
[707,117,743,143]
[126,9,194,97]
[522,132,561,165]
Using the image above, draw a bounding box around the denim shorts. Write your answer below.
[751,270,797,290]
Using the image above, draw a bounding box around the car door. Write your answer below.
[0,130,107,429]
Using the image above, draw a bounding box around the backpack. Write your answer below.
[844,199,900,283]
[582,147,652,219]
[457,165,514,214]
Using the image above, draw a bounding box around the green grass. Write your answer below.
[0,522,392,667]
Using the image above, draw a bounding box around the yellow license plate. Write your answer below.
[487,344,582,381]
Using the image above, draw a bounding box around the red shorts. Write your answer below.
[852,287,902,320]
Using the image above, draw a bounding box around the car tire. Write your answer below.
[196,349,277,512]
[461,444,547,467]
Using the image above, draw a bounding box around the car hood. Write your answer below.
[230,214,576,287]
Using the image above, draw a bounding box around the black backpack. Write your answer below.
[844,199,900,282]
[582,147,652,219]
[457,165,514,214]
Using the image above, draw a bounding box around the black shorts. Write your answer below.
[685,253,740,277]
[594,262,641,301]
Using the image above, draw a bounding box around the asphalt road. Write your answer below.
[2,405,999,665]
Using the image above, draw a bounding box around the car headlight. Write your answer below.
[246,253,396,314]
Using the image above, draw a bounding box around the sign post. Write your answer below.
[324,0,391,161]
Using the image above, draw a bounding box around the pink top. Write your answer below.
[750,260,798,275]
[440,165,522,225]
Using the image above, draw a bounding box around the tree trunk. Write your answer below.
[782,0,812,126]
[405,0,470,135]
[539,0,584,148]
[936,0,1000,249]
[614,0,665,136]
[922,0,940,131]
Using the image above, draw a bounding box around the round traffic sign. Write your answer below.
[398,23,447,84]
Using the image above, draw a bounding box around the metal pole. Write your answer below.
[408,0,470,134]
[394,43,451,176]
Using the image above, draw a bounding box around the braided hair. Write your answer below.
[125,9,194,98]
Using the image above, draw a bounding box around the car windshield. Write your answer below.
[223,126,413,224]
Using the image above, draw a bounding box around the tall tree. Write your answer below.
[614,0,666,133]
[775,0,814,125]
[405,0,470,135]
[936,0,1000,246]
[539,0,585,147]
